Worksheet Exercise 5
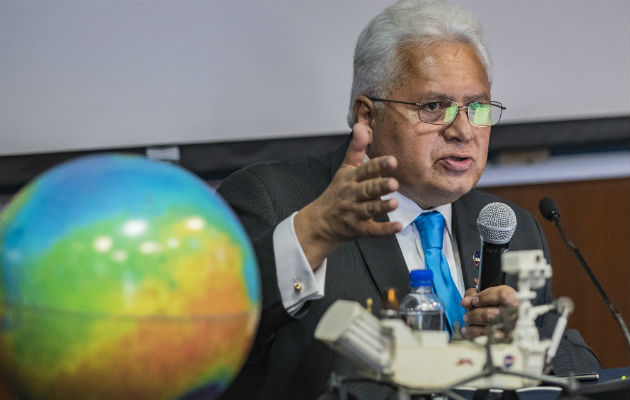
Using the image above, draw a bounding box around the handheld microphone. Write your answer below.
[476,202,517,291]
[539,197,630,353]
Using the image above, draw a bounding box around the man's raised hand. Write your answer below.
[294,123,402,269]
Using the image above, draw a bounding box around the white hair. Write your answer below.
[347,0,492,127]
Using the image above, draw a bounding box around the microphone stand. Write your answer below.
[548,209,630,354]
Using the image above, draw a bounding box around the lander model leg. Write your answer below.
[315,249,575,392]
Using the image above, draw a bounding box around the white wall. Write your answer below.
[1,0,628,156]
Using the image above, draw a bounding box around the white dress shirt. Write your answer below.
[383,192,465,296]
[272,191,467,316]
[272,213,328,315]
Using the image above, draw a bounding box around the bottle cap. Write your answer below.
[409,269,433,287]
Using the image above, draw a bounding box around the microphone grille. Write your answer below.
[476,202,517,244]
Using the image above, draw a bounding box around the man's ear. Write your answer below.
[353,96,377,143]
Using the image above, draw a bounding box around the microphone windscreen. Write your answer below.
[476,202,517,245]
[539,197,559,221]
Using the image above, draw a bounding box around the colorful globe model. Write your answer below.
[0,154,261,400]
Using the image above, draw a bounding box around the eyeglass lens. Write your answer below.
[420,101,500,126]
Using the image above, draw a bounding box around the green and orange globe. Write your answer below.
[0,154,260,399]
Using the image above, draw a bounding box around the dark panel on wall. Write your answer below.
[485,177,630,369]
[488,116,629,153]
[0,134,349,195]
[0,116,628,195]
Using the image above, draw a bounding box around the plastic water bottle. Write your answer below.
[398,269,445,331]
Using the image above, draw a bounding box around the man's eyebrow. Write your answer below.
[464,94,491,102]
[420,92,450,99]
[418,93,491,102]
[417,92,452,101]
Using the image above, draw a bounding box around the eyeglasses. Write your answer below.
[369,97,506,127]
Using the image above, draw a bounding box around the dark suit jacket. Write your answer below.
[215,136,600,400]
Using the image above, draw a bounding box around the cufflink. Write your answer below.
[294,282,302,291]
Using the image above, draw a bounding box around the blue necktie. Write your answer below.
[414,211,465,333]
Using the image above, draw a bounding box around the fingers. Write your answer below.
[363,220,403,236]
[463,307,500,326]
[346,123,397,181]
[462,324,486,339]
[461,285,520,339]
[462,306,501,339]
[355,197,398,218]
[354,177,398,202]
[354,155,397,182]
[338,141,399,207]
[461,288,479,309]
[462,285,518,311]
[474,285,520,308]
[463,323,509,339]
[345,123,371,167]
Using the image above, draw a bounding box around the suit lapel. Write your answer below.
[356,219,410,298]
[452,197,483,290]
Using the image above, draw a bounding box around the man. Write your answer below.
[216,1,600,399]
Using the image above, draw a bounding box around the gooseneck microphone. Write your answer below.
[538,196,630,352]
[476,202,517,291]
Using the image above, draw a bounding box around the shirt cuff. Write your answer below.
[273,212,326,316]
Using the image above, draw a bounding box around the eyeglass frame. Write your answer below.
[368,97,506,127]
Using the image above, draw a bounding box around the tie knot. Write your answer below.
[414,211,444,250]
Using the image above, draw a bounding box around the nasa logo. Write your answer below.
[504,355,515,368]
[473,250,481,268]
[456,358,474,366]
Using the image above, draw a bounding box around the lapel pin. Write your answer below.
[473,250,481,289]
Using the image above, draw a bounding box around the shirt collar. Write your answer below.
[383,191,453,239]
[363,154,453,238]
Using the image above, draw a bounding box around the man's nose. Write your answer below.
[443,108,474,142]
